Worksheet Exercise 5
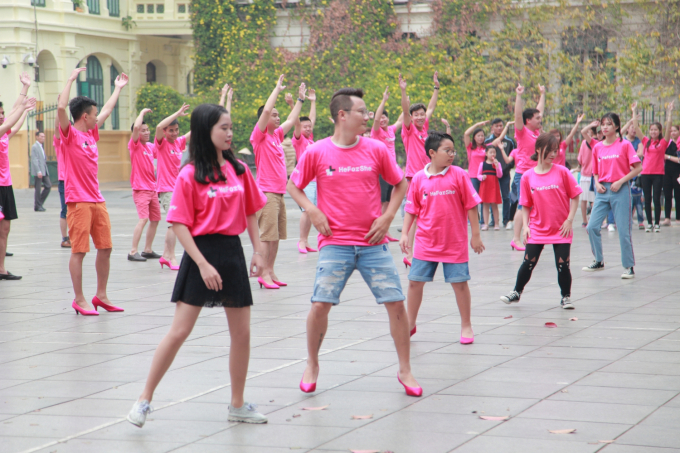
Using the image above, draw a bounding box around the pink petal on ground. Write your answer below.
[302,404,330,411]
[545,322,558,328]
[549,428,577,434]
[570,317,578,321]
[479,416,509,421]
[504,315,513,319]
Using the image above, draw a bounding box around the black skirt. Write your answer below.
[171,234,253,308]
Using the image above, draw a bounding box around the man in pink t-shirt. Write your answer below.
[58,66,128,314]
[251,75,306,288]
[127,108,161,263]
[372,86,404,219]
[509,83,545,251]
[0,71,37,281]
[399,71,440,265]
[53,112,72,249]
[288,87,422,397]
[155,104,191,269]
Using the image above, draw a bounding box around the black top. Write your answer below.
[485,134,516,177]
[481,161,498,177]
[665,140,680,174]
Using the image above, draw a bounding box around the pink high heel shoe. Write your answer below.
[460,330,474,344]
[159,257,179,270]
[273,280,288,287]
[305,246,318,252]
[403,257,412,268]
[299,374,317,393]
[92,296,124,312]
[297,241,308,254]
[397,373,422,397]
[510,240,525,252]
[258,277,279,289]
[72,300,99,316]
[410,326,416,337]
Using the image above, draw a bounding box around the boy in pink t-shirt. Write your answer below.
[501,133,582,309]
[57,66,128,314]
[128,108,161,263]
[252,75,306,288]
[399,72,440,266]
[288,87,422,397]
[401,131,484,343]
[154,104,191,269]
[53,113,71,249]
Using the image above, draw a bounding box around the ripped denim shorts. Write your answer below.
[311,244,405,305]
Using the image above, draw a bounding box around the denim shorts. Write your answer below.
[511,171,523,210]
[299,181,317,212]
[311,244,404,305]
[58,180,67,219]
[408,258,470,283]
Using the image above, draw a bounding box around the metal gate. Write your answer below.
[26,102,58,162]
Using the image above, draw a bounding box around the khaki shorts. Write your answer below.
[159,191,173,212]
[257,192,287,241]
[67,202,113,254]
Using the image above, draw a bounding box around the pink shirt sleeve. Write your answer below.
[460,171,482,210]
[495,162,503,178]
[625,141,642,166]
[405,175,420,215]
[563,167,583,199]
[520,174,532,207]
[290,146,315,190]
[177,135,187,151]
[591,145,600,176]
[378,144,404,186]
[477,162,484,180]
[167,171,195,229]
[243,168,267,216]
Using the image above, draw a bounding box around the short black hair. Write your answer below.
[130,121,147,132]
[424,131,455,159]
[522,108,540,125]
[300,116,311,123]
[69,96,98,121]
[167,119,179,128]
[381,109,389,118]
[257,105,265,119]
[409,103,426,115]
[35,131,44,137]
[330,88,364,122]
[0,102,4,108]
[491,118,503,126]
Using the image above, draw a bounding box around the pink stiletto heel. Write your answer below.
[460,331,474,344]
[397,373,422,397]
[305,246,318,253]
[403,257,411,268]
[299,374,317,393]
[297,241,308,254]
[510,240,525,252]
[72,300,99,316]
[258,277,279,289]
[159,257,179,270]
[273,280,288,287]
[410,326,416,337]
[92,296,124,312]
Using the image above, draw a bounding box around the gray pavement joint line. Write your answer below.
[15,337,372,453]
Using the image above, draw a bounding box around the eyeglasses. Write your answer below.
[345,108,370,117]
[443,150,456,156]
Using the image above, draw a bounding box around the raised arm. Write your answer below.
[280,83,307,135]
[581,120,599,143]
[493,121,514,164]
[97,73,128,127]
[399,73,411,129]
[514,84,525,132]
[441,118,451,135]
[308,89,317,129]
[630,103,644,142]
[10,72,31,114]
[58,67,87,133]
[131,108,152,142]
[536,84,546,115]
[155,103,190,141]
[218,83,230,108]
[0,96,35,137]
[393,112,404,131]
[664,102,675,143]
[7,110,29,140]
[463,120,489,147]
[426,71,439,120]
[373,86,389,131]
[565,113,585,147]
[257,74,285,133]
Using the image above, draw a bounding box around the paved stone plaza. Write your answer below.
[1,184,680,453]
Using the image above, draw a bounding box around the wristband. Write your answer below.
[19,93,26,96]
[433,86,439,90]
[297,97,305,103]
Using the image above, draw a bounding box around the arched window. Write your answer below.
[110,65,120,130]
[77,56,104,111]
[146,62,156,83]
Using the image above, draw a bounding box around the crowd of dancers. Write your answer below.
[0,69,678,428]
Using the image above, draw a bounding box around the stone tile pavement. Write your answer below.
[1,185,680,453]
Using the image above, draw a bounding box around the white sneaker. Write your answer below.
[228,402,268,424]
[560,296,574,309]
[621,267,635,279]
[506,221,513,230]
[654,224,661,233]
[608,224,616,232]
[127,400,152,428]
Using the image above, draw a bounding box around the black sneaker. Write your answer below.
[127,253,147,262]
[141,251,162,259]
[560,296,574,309]
[582,261,605,272]
[621,267,635,279]
[500,290,520,304]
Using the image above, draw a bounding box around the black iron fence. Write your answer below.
[26,102,58,162]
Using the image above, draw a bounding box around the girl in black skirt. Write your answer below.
[128,104,269,427]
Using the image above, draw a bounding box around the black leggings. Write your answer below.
[641,174,663,225]
[663,172,680,220]
[514,243,572,297]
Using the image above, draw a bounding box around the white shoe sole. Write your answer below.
[581,267,605,272]
[126,415,144,428]
[621,274,635,279]
[228,416,268,424]
[500,297,518,304]
[561,304,575,309]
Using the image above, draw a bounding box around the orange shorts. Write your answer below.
[66,202,113,254]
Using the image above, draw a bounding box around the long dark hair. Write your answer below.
[472,128,485,147]
[600,112,623,142]
[531,133,560,161]
[645,121,663,152]
[189,104,245,185]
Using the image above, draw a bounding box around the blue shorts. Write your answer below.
[409,258,470,283]
[299,181,317,212]
[511,172,523,210]
[311,244,404,305]
[58,180,67,219]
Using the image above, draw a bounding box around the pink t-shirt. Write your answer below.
[514,126,541,174]
[553,141,567,167]
[129,138,157,191]
[640,137,668,175]
[577,139,596,177]
[592,139,641,183]
[371,125,398,162]
[402,119,430,178]
[466,143,487,178]
[0,132,11,186]
[520,165,582,244]
[168,162,267,237]
[59,124,105,203]
[406,164,481,263]
[155,135,186,193]
[290,137,404,249]
[250,126,287,194]
[292,132,314,162]
[54,135,65,181]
